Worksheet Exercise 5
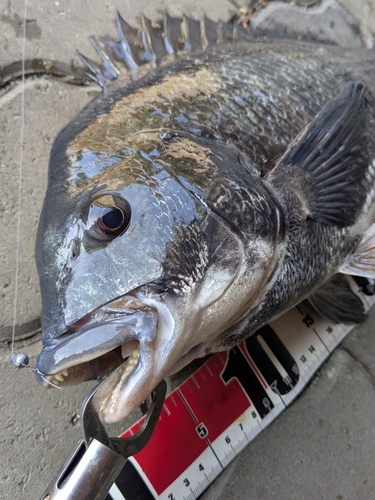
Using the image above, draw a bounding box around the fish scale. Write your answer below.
[218,55,335,144]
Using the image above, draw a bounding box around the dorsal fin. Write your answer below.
[182,15,203,51]
[163,12,185,52]
[202,15,220,46]
[141,15,169,61]
[116,11,150,68]
[78,11,248,90]
[76,50,118,88]
[219,20,237,42]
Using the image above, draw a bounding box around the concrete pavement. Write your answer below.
[1,1,375,498]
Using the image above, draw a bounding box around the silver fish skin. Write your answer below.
[35,34,375,423]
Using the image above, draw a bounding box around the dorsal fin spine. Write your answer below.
[76,50,108,89]
[78,11,245,88]
[116,10,138,71]
[89,36,120,80]
[140,30,155,65]
[162,34,174,55]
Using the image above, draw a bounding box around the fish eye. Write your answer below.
[86,195,131,241]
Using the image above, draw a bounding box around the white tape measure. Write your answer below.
[107,276,375,500]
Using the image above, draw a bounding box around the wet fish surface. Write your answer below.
[35,13,375,423]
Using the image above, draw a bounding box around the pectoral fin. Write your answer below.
[308,274,365,324]
[267,82,369,227]
[340,223,375,278]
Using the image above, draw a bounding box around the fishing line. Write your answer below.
[11,0,28,355]
[9,0,60,390]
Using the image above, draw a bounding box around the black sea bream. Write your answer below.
[35,14,375,422]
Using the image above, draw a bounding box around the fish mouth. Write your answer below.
[35,294,175,423]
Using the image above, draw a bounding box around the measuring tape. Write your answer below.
[105,276,375,500]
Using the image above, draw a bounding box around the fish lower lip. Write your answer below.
[99,340,146,417]
[97,295,176,423]
[38,335,155,425]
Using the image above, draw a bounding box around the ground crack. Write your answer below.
[0,59,89,89]
[339,345,375,386]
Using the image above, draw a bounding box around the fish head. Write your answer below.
[35,121,282,423]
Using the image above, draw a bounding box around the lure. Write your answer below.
[9,352,61,389]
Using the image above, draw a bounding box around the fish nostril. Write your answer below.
[70,237,80,260]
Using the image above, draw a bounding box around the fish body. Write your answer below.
[35,20,375,422]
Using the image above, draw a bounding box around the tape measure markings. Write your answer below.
[297,300,348,352]
[159,447,223,500]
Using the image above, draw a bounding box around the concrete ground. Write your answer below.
[1,0,375,498]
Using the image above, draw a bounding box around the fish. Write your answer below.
[34,12,375,423]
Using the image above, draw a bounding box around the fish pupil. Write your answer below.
[101,206,124,231]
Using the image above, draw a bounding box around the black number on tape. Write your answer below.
[184,478,190,487]
[196,422,208,438]
[263,398,271,409]
[302,314,314,327]
[246,325,299,395]
[221,347,274,418]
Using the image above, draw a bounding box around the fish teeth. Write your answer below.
[51,369,68,385]
[131,347,140,358]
